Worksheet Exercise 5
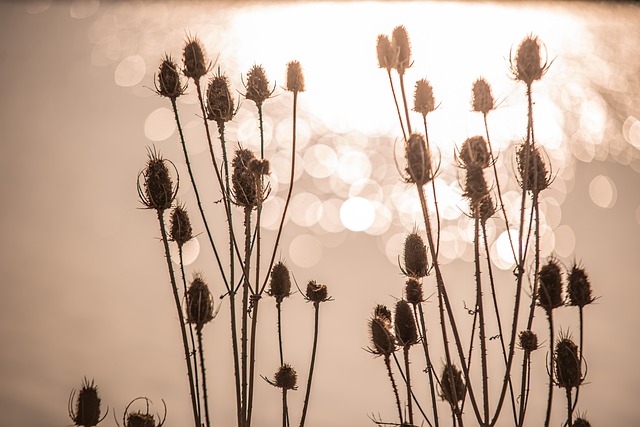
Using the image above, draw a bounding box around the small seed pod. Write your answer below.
[518,330,538,352]
[514,35,545,85]
[440,364,466,406]
[368,316,396,357]
[376,34,396,70]
[244,64,271,106]
[391,25,411,75]
[306,280,329,303]
[405,133,432,186]
[232,148,259,207]
[459,135,490,169]
[405,277,424,305]
[573,417,591,427]
[182,35,210,81]
[413,79,435,116]
[555,338,582,389]
[472,77,494,114]
[374,304,393,326]
[394,300,418,347]
[126,412,156,427]
[537,258,564,312]
[206,73,235,124]
[139,150,177,212]
[69,378,103,427]
[155,55,185,99]
[567,263,593,308]
[516,142,550,193]
[273,364,298,390]
[286,60,305,92]
[403,232,428,278]
[471,194,496,224]
[186,274,214,330]
[463,165,489,207]
[248,158,270,176]
[170,204,193,247]
[268,262,291,303]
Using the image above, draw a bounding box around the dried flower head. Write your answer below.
[138,149,177,212]
[206,73,235,124]
[459,135,490,169]
[512,35,547,85]
[248,158,270,176]
[376,34,396,70]
[155,55,186,99]
[463,165,489,206]
[182,35,210,81]
[403,232,428,278]
[374,304,393,326]
[268,262,291,303]
[69,378,103,427]
[186,274,214,330]
[306,280,329,303]
[405,133,432,186]
[368,315,396,357]
[413,79,435,116]
[538,258,564,312]
[440,364,465,406]
[169,204,192,247]
[573,417,591,427]
[518,330,539,352]
[391,25,411,75]
[394,300,418,347]
[244,64,272,106]
[555,337,582,389]
[567,263,594,308]
[471,194,496,224]
[272,364,298,390]
[232,148,259,207]
[286,60,305,92]
[516,142,551,193]
[126,412,156,427]
[405,277,424,305]
[472,77,495,114]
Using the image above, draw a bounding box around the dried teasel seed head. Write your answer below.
[273,364,297,390]
[405,133,432,186]
[514,35,545,85]
[471,194,496,224]
[555,337,582,389]
[403,232,428,278]
[405,277,424,305]
[139,149,176,212]
[126,412,156,427]
[245,64,271,106]
[567,263,594,308]
[268,261,291,303]
[286,60,305,92]
[248,158,270,176]
[440,364,466,406]
[70,378,102,427]
[391,25,411,75]
[306,280,329,303]
[537,258,564,312]
[463,165,489,207]
[206,73,235,124]
[413,79,435,116]
[376,34,396,70]
[459,135,490,169]
[516,142,550,193]
[518,330,538,352]
[472,77,495,114]
[368,315,395,357]
[186,274,214,330]
[394,300,418,347]
[155,55,185,99]
[182,35,209,81]
[374,304,393,326]
[232,148,259,207]
[573,417,591,427]
[170,204,193,247]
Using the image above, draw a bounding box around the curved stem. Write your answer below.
[246,295,260,427]
[299,303,320,427]
[197,328,212,427]
[544,310,555,427]
[386,69,407,142]
[384,354,403,425]
[398,72,412,135]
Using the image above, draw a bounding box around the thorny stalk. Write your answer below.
[384,354,403,425]
[415,303,439,427]
[241,206,253,426]
[197,327,212,427]
[544,309,555,427]
[299,302,320,427]
[473,214,490,425]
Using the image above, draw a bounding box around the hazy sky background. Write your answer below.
[1,1,639,426]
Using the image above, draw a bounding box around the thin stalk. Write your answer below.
[566,388,573,427]
[277,302,284,365]
[245,295,261,427]
[282,388,288,427]
[543,309,555,427]
[517,351,531,426]
[398,73,412,135]
[299,302,321,427]
[384,354,403,425]
[422,116,441,258]
[386,69,407,141]
[241,207,252,425]
[392,352,434,427]
[473,214,490,425]
[403,346,414,425]
[416,303,439,427]
[197,327,212,427]
[570,307,584,413]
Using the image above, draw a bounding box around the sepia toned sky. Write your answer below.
[0,1,639,426]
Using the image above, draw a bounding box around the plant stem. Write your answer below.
[384,354,403,425]
[277,301,284,366]
[197,327,212,427]
[566,387,573,427]
[241,207,252,426]
[398,72,412,135]
[246,294,260,427]
[473,214,490,425]
[403,345,414,425]
[386,69,407,141]
[299,302,320,427]
[416,304,439,427]
[544,309,555,427]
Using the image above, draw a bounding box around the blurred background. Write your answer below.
[0,1,639,426]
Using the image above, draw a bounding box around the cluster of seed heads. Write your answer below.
[404,133,432,186]
[268,261,292,303]
[439,363,466,407]
[271,364,298,390]
[471,77,495,114]
[182,35,210,82]
[516,142,551,193]
[69,378,104,427]
[155,55,187,99]
[206,73,235,125]
[554,337,582,389]
[306,280,330,303]
[139,150,177,212]
[170,204,193,247]
[186,274,214,330]
[413,79,435,116]
[537,258,565,312]
[231,148,260,207]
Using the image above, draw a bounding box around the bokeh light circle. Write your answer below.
[340,197,375,232]
[115,55,146,87]
[289,234,323,268]
[589,175,617,208]
[145,107,175,141]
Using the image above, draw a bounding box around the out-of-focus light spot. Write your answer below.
[145,107,175,141]
[539,224,555,255]
[435,179,465,220]
[115,55,146,87]
[289,234,323,268]
[493,229,518,270]
[554,225,576,258]
[589,175,617,208]
[269,151,303,186]
[349,179,383,203]
[290,192,323,227]
[170,237,200,266]
[182,120,208,155]
[275,117,312,150]
[384,233,406,266]
[337,150,371,184]
[303,144,338,179]
[340,197,375,232]
[622,116,640,150]
[579,96,607,149]
[25,0,52,14]
[70,0,100,19]
[438,226,464,264]
[318,199,344,233]
[366,202,392,236]
[261,196,285,230]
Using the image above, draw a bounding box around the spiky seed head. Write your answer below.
[268,262,291,303]
[573,417,591,427]
[140,150,176,212]
[391,25,411,75]
[472,77,495,114]
[306,280,329,303]
[274,364,297,390]
[155,55,185,99]
[403,232,428,278]
[514,35,544,85]
[413,79,435,116]
[186,274,214,330]
[459,135,490,169]
[232,148,259,207]
[405,277,424,305]
[440,364,466,406]
[394,300,418,347]
[518,330,538,352]
[376,34,396,70]
[555,338,582,389]
[248,158,270,176]
[368,316,396,357]
[206,73,235,124]
[182,36,209,81]
[471,194,496,224]
[71,378,102,427]
[567,264,593,308]
[538,258,564,312]
[405,133,432,186]
[245,64,271,106]
[463,165,489,207]
[170,204,193,247]
[373,304,393,325]
[126,412,156,427]
[286,60,305,92]
[516,142,550,193]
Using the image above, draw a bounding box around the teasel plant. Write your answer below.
[370,26,595,427]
